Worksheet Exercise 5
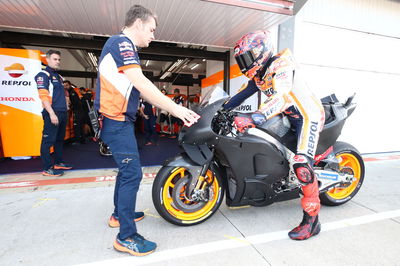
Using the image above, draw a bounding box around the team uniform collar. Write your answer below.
[119,32,139,52]
[45,65,57,73]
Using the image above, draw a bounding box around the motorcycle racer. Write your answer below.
[223,30,325,240]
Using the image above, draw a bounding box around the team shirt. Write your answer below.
[140,99,156,117]
[173,95,184,106]
[95,34,141,122]
[35,66,67,112]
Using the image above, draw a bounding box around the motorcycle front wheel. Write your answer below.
[152,165,224,226]
[320,141,365,206]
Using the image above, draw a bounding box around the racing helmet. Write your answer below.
[234,30,274,79]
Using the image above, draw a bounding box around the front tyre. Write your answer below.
[320,141,365,206]
[152,165,224,226]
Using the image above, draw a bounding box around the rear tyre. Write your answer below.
[320,141,365,206]
[152,165,224,226]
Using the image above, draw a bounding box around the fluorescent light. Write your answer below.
[145,60,149,67]
[202,59,206,62]
[160,71,170,80]
[88,52,98,67]
[168,62,178,72]
[202,0,293,15]
[167,59,184,72]
[243,0,291,9]
[190,63,199,70]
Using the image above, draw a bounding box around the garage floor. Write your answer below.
[0,152,399,266]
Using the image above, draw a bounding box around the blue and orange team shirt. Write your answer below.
[35,66,67,112]
[95,34,141,122]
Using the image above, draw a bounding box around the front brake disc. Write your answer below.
[171,177,206,213]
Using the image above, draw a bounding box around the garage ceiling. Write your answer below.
[0,0,294,48]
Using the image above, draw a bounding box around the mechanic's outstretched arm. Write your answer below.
[223,80,258,111]
[124,67,199,126]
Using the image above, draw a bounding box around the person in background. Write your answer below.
[35,50,73,176]
[158,88,170,137]
[139,99,158,145]
[63,81,85,144]
[188,94,200,110]
[170,88,185,138]
[95,4,199,256]
[79,87,93,137]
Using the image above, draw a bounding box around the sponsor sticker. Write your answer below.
[119,41,133,51]
[316,172,339,181]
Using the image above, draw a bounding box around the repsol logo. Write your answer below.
[236,105,252,111]
[0,97,35,102]
[1,80,32,86]
[307,121,319,157]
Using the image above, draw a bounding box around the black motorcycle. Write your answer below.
[152,89,364,226]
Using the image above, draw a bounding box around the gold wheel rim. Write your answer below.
[327,153,361,199]
[162,168,220,222]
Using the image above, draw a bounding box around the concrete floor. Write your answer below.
[0,153,399,266]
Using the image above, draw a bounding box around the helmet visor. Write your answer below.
[235,50,257,73]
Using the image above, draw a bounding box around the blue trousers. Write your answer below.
[40,110,67,170]
[100,117,142,240]
[143,116,158,143]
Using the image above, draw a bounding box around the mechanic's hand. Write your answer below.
[50,113,59,125]
[170,105,200,127]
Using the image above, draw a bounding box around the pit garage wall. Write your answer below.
[293,0,400,153]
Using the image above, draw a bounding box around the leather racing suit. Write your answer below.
[225,48,325,218]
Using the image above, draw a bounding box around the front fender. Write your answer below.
[162,153,203,181]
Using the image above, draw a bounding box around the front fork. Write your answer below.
[185,157,214,201]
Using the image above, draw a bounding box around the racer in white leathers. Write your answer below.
[223,30,325,240]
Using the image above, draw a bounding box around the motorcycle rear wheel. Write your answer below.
[320,141,365,206]
[152,165,224,226]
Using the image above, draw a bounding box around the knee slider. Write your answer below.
[292,155,315,185]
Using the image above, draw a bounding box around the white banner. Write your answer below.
[0,53,42,115]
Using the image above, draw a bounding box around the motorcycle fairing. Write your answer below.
[181,143,213,165]
[254,97,356,156]
[215,133,290,206]
[316,103,348,155]
[179,98,227,146]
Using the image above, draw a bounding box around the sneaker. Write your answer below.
[108,212,145,228]
[42,168,64,177]
[54,162,73,170]
[113,233,157,256]
[288,211,321,240]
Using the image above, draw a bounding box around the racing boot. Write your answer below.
[289,178,321,240]
[288,211,321,240]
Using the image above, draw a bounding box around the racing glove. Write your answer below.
[251,112,267,126]
[234,116,255,133]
